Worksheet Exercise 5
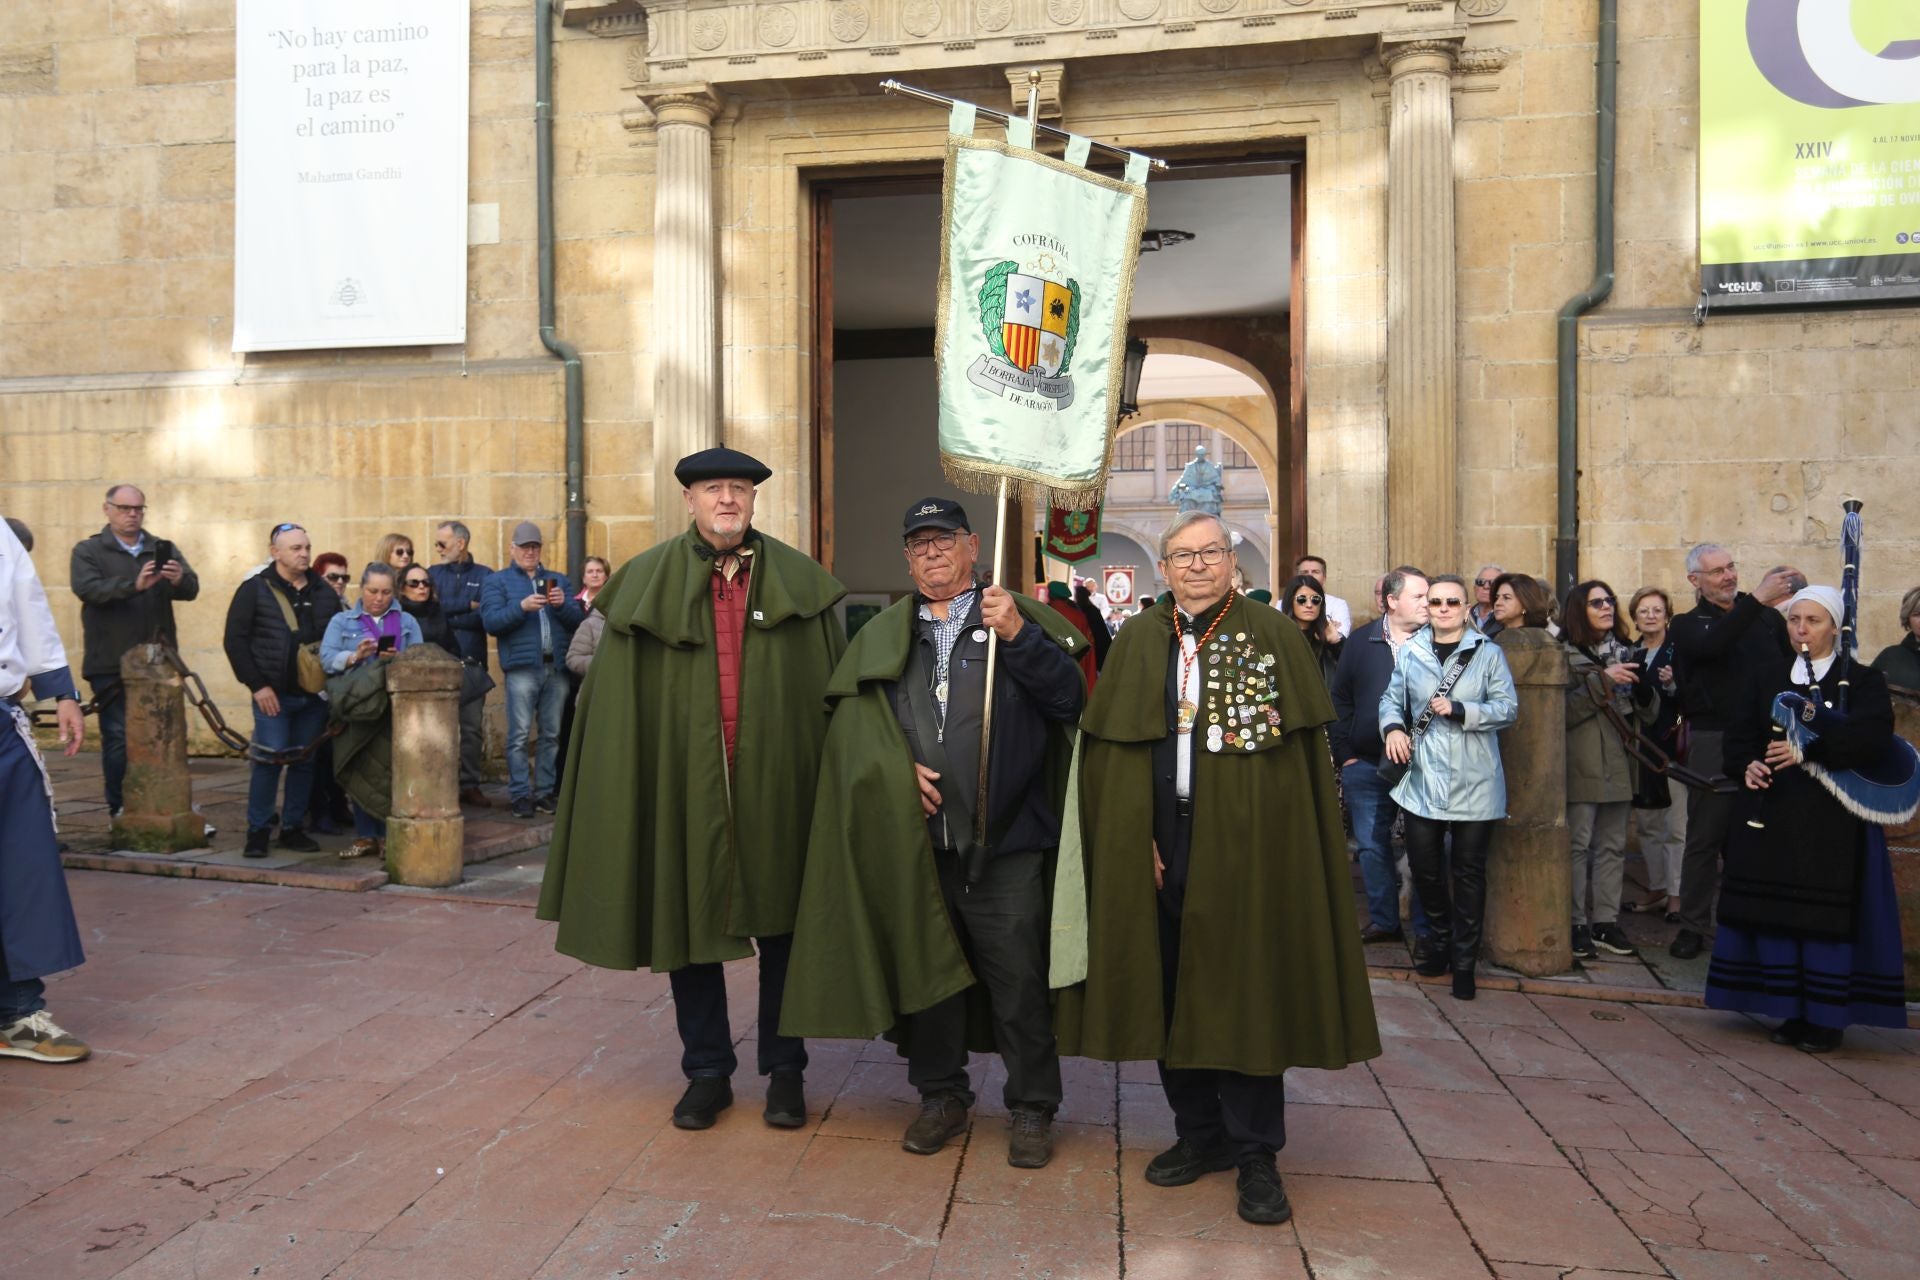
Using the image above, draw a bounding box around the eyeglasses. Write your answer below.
[1473,577,1494,589]
[106,502,146,514]
[905,531,960,557]
[1293,594,1322,607]
[1428,597,1465,608]
[324,572,350,585]
[433,540,451,550]
[271,522,304,536]
[403,578,431,589]
[1166,545,1229,569]
[1588,596,1616,609]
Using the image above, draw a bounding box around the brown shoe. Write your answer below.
[339,838,380,860]
[460,788,493,808]
[1007,1108,1054,1168]
[0,1011,90,1064]
[902,1095,969,1155]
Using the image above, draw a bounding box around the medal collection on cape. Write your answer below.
[1173,589,1236,736]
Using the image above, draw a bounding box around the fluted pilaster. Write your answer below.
[1382,37,1460,578]
[644,86,724,541]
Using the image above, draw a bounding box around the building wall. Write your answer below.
[4,0,1918,749]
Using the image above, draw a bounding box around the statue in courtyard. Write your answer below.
[1168,445,1224,517]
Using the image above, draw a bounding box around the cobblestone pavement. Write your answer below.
[2,872,1917,1278]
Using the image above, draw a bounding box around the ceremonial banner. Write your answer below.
[935,105,1149,506]
[233,0,469,351]
[1700,0,1920,308]
[1045,504,1103,563]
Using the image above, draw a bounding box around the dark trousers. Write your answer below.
[458,694,485,788]
[1403,815,1494,973]
[88,676,126,813]
[1155,848,1286,1164]
[900,849,1062,1113]
[1679,729,1733,935]
[668,933,807,1080]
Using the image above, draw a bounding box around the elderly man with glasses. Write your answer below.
[68,484,200,820]
[1056,511,1380,1227]
[1469,564,1504,631]
[222,522,343,857]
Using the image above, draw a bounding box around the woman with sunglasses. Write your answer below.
[1625,586,1684,921]
[1280,573,1343,690]
[314,553,352,605]
[399,566,452,655]
[1561,580,1656,962]
[1379,574,1518,999]
[374,533,415,572]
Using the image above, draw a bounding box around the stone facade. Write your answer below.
[2,0,1916,750]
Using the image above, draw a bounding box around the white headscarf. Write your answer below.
[1785,585,1845,685]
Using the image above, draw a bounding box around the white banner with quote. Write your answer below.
[233,0,469,352]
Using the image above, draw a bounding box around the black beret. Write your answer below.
[675,447,772,487]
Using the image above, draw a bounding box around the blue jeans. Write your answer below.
[1343,757,1431,938]
[246,692,328,832]
[352,801,386,840]
[90,677,127,812]
[504,664,567,801]
[0,975,45,1022]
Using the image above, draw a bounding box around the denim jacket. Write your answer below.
[1378,626,1518,821]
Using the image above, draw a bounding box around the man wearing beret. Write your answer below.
[538,448,847,1131]
[781,498,1086,1167]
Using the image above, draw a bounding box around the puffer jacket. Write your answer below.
[1378,627,1518,821]
[1564,637,1652,805]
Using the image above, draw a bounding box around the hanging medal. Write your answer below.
[1173,591,1236,739]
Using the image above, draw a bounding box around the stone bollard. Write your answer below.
[114,644,202,852]
[1886,686,1920,995]
[384,646,465,887]
[1485,629,1572,976]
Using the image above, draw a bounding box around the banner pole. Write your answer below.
[970,76,1043,852]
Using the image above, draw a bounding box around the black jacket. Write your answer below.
[1328,617,1398,764]
[223,569,343,695]
[403,597,453,656]
[1670,592,1790,731]
[890,589,1085,858]
[69,527,201,679]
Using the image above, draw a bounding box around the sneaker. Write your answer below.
[509,797,534,819]
[1571,925,1598,960]
[1590,923,1638,957]
[0,1011,91,1064]
[1668,928,1704,960]
[672,1077,734,1130]
[243,827,272,858]
[902,1095,969,1155]
[1143,1137,1236,1187]
[277,827,320,854]
[533,793,558,815]
[764,1070,807,1129]
[1007,1107,1054,1169]
[1235,1159,1292,1225]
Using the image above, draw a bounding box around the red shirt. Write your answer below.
[711,562,750,767]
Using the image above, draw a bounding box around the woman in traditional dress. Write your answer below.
[1705,586,1909,1053]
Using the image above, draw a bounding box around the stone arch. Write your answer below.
[1120,391,1282,591]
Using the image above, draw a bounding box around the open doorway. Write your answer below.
[815,157,1300,605]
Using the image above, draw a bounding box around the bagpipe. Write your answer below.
[1767,502,1920,827]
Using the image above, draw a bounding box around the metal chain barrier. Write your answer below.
[31,647,340,766]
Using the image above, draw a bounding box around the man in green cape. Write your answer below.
[1053,511,1380,1227]
[781,497,1086,1168]
[537,447,846,1132]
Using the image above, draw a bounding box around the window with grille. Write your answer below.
[1164,423,1207,463]
[1219,437,1255,469]
[1111,427,1155,471]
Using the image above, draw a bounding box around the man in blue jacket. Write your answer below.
[482,522,584,817]
[428,520,495,806]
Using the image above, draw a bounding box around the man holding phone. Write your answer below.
[69,484,199,819]
[482,522,584,818]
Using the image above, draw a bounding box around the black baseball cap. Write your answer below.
[902,497,970,536]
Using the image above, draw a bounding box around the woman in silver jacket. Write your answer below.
[1380,574,1519,999]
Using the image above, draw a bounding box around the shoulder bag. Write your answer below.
[270,581,329,695]
[1377,642,1476,788]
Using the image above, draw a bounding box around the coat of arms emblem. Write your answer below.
[965,256,1081,410]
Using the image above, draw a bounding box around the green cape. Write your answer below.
[537,528,846,971]
[1052,593,1382,1074]
[327,661,392,821]
[778,593,1085,1042]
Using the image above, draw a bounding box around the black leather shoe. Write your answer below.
[902,1095,969,1155]
[1359,925,1404,945]
[1144,1137,1236,1187]
[1769,1018,1809,1046]
[1795,1025,1843,1054]
[243,827,271,858]
[764,1071,806,1128]
[1235,1159,1293,1225]
[1451,968,1476,1001]
[277,827,320,854]
[1007,1108,1054,1169]
[672,1077,734,1130]
[1668,929,1704,960]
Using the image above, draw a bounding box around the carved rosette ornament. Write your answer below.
[689,12,728,49]
[624,43,648,83]
[1459,0,1506,14]
[976,0,1013,32]
[757,4,798,45]
[1198,0,1237,13]
[1282,0,1313,5]
[1116,0,1160,19]
[829,2,870,40]
[1047,0,1084,24]
[903,0,943,36]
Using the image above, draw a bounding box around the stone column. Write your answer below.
[1381,35,1461,578]
[645,86,725,543]
[114,644,201,852]
[384,646,465,887]
[1485,630,1572,976]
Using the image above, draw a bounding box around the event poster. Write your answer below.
[233,1,469,351]
[1699,0,1920,307]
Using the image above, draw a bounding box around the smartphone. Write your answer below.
[535,576,550,596]
[151,539,175,569]
[377,634,397,653]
